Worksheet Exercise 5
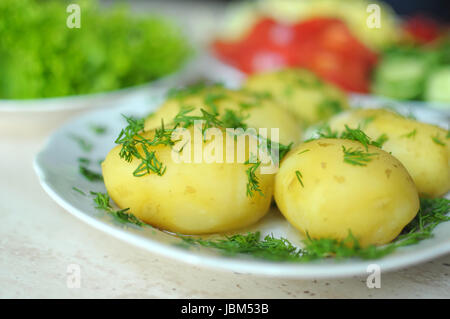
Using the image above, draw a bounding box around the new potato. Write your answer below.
[328,108,450,197]
[244,68,349,125]
[274,139,420,247]
[102,127,274,234]
[144,86,302,146]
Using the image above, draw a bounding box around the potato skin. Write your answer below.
[102,128,274,234]
[144,87,302,146]
[274,139,419,247]
[244,68,349,125]
[328,108,450,198]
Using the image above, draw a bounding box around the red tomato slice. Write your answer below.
[212,16,377,92]
[403,15,441,44]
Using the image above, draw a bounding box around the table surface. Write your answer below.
[1,0,450,299]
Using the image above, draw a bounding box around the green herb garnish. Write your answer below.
[295,170,304,187]
[72,187,86,195]
[313,125,384,150]
[115,115,174,177]
[431,135,446,146]
[317,99,343,118]
[244,158,264,198]
[182,198,449,262]
[401,129,417,139]
[342,146,378,166]
[90,191,144,227]
[79,166,103,182]
[69,134,93,152]
[374,133,389,148]
[90,124,107,135]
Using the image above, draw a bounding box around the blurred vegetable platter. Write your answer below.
[0,0,191,99]
[212,0,450,104]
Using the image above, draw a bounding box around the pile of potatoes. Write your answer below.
[102,68,449,247]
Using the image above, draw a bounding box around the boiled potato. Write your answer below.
[244,68,349,125]
[328,108,450,198]
[274,139,419,247]
[102,127,274,234]
[145,86,302,146]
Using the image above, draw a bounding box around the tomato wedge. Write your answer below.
[212,17,378,93]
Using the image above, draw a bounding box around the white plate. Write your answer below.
[33,86,450,279]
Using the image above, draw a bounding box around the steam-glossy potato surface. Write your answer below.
[274,139,419,247]
[244,68,349,125]
[144,86,302,146]
[328,108,450,197]
[102,128,274,234]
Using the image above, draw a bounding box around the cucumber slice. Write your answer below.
[372,55,427,100]
[425,66,450,104]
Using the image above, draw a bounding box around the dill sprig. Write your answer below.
[401,129,417,139]
[90,124,107,135]
[182,198,449,262]
[204,93,226,115]
[90,191,144,227]
[313,124,386,149]
[342,146,378,166]
[79,165,103,182]
[115,115,174,177]
[431,135,446,146]
[244,158,264,198]
[72,187,86,195]
[295,170,304,187]
[181,232,302,261]
[221,109,248,129]
[69,134,93,152]
[317,99,343,118]
[393,198,450,247]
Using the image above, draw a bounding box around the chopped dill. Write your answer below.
[295,170,304,187]
[69,134,93,152]
[317,99,343,118]
[90,191,144,227]
[204,93,226,115]
[361,116,375,128]
[313,124,385,150]
[431,135,446,146]
[401,129,417,139]
[374,133,389,148]
[90,124,107,135]
[244,157,264,198]
[78,157,90,165]
[220,109,248,129]
[182,198,449,262]
[79,165,103,182]
[342,146,378,166]
[297,149,310,155]
[72,187,86,195]
[340,125,377,150]
[115,115,174,177]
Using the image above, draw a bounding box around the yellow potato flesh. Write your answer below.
[144,87,302,146]
[244,68,349,125]
[328,108,450,198]
[274,139,419,247]
[102,128,274,234]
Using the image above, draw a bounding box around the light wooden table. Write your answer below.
[1,0,449,299]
